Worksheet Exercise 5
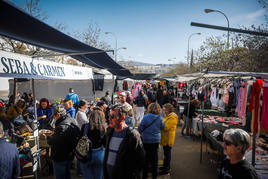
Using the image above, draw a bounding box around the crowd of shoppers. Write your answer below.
[0,84,259,179]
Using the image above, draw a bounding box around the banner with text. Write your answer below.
[0,50,93,80]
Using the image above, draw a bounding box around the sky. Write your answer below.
[16,0,268,64]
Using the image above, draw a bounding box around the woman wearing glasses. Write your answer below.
[220,128,258,179]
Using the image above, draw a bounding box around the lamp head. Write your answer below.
[204,9,214,13]
[104,32,110,34]
[197,33,201,35]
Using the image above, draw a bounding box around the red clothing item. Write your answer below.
[261,81,268,130]
[249,79,263,133]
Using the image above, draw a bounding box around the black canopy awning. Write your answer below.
[0,0,131,76]
[117,73,156,80]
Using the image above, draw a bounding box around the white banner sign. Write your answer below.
[0,50,93,80]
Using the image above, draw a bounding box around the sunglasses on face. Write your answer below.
[109,114,117,119]
[224,139,234,146]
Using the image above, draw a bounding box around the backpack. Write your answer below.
[75,124,92,163]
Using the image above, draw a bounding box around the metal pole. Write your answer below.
[105,32,118,62]
[31,78,40,178]
[112,75,116,104]
[214,10,230,49]
[187,36,190,66]
[200,101,204,164]
[187,33,201,66]
[12,78,17,104]
[252,132,256,166]
[190,22,268,37]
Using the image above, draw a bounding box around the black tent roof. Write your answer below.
[0,0,131,77]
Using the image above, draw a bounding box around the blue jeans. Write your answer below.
[81,147,105,179]
[163,146,172,171]
[53,160,72,179]
[77,159,83,175]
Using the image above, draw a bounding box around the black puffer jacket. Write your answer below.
[103,127,145,179]
[47,115,80,162]
[134,95,147,107]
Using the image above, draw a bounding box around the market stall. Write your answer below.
[0,50,93,178]
[182,71,268,178]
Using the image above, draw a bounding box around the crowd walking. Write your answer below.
[0,84,260,179]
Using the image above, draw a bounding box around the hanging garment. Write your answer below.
[203,86,207,101]
[234,80,241,106]
[261,81,268,130]
[223,84,229,104]
[198,89,205,102]
[123,81,128,90]
[93,78,104,91]
[228,85,236,108]
[217,88,225,111]
[249,79,263,133]
[237,81,248,125]
[210,87,218,108]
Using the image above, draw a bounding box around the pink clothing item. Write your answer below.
[261,81,268,130]
[237,81,248,125]
[223,84,229,104]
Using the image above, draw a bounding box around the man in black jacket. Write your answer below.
[47,106,80,179]
[104,104,145,179]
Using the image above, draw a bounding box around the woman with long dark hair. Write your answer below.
[80,109,106,179]
[37,98,52,125]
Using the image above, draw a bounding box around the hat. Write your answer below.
[119,92,126,97]
[53,105,66,116]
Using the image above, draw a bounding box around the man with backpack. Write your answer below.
[46,105,80,179]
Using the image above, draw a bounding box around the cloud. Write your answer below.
[137,53,143,57]
[230,9,266,27]
[246,9,266,21]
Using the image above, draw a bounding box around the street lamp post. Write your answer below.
[187,33,201,66]
[116,47,127,61]
[105,32,118,61]
[204,9,230,49]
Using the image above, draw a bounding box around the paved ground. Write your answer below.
[41,126,218,179]
[161,127,218,179]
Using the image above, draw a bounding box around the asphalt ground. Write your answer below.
[157,127,218,179]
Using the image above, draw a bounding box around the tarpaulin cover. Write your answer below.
[0,0,131,76]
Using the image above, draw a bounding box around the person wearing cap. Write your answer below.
[65,88,79,109]
[46,105,80,179]
[220,128,258,179]
[103,104,145,179]
[119,92,133,116]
